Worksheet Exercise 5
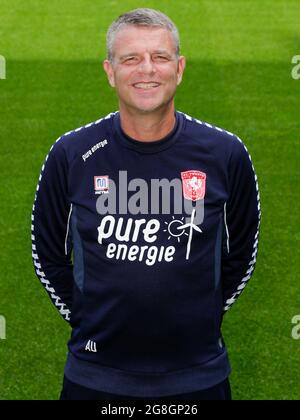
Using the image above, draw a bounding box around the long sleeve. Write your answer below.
[31,137,73,322]
[222,136,261,313]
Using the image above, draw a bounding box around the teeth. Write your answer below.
[134,83,159,89]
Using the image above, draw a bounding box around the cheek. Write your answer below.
[160,67,179,83]
[114,69,130,86]
[120,77,136,94]
[163,73,179,89]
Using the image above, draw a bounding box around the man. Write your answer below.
[31,8,260,400]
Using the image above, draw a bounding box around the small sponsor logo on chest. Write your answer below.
[94,176,109,194]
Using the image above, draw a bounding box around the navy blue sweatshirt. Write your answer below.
[31,110,261,397]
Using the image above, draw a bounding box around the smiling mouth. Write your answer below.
[132,82,161,90]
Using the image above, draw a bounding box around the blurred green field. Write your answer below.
[0,0,300,400]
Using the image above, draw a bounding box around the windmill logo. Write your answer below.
[179,170,207,259]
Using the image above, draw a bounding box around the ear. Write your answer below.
[176,56,186,86]
[103,59,116,87]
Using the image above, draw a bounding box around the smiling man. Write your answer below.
[31,8,261,400]
[102,21,185,139]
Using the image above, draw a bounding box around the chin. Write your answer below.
[132,100,169,114]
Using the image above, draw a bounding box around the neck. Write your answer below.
[119,103,176,142]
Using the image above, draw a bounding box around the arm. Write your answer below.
[31,137,73,322]
[222,136,261,313]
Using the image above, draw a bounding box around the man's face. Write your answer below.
[103,25,186,114]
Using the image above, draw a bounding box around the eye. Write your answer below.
[124,57,138,64]
[153,55,169,61]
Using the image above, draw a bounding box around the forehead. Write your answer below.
[112,25,176,56]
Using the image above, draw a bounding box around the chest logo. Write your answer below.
[94,176,109,195]
[181,170,206,201]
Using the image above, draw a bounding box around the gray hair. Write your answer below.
[106,8,180,63]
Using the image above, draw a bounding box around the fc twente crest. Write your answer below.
[181,170,206,201]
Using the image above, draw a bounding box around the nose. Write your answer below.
[137,53,156,74]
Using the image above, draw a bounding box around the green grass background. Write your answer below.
[0,0,299,400]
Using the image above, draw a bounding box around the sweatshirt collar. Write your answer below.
[112,110,183,154]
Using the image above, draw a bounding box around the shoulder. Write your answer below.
[57,111,117,148]
[57,112,117,145]
[179,110,251,162]
[45,112,117,164]
[179,110,244,147]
